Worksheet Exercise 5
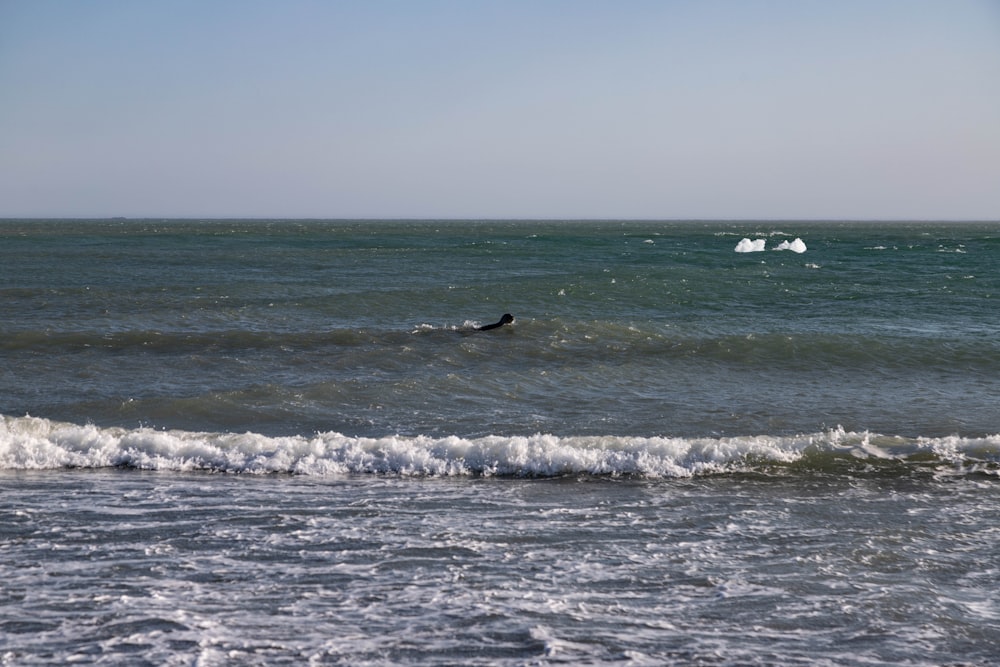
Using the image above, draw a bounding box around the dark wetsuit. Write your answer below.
[477,314,514,331]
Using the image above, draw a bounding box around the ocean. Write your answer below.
[1,219,998,665]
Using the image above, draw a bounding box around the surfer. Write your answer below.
[477,313,514,331]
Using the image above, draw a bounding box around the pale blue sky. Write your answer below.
[2,0,998,219]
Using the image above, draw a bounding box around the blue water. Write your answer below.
[4,219,1000,444]
[1,220,999,665]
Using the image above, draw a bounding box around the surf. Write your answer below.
[3,415,998,478]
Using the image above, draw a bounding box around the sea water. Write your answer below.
[1,220,999,665]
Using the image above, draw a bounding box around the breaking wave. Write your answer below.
[2,415,998,478]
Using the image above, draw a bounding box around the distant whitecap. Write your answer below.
[735,238,766,253]
[774,238,807,253]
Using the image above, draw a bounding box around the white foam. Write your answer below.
[735,238,766,253]
[774,238,807,253]
[3,415,998,478]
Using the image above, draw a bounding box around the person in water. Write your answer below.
[477,313,514,331]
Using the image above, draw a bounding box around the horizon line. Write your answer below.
[2,216,998,223]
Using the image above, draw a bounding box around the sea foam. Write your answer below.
[2,415,997,478]
[775,238,807,253]
[734,237,807,253]
[734,238,766,253]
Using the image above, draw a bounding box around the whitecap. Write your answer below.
[735,238,766,253]
[774,238,807,253]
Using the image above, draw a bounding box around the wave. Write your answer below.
[9,322,997,371]
[2,415,997,478]
[0,328,380,353]
[1,322,505,354]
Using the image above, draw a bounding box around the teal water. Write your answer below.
[2,220,999,444]
[2,220,999,666]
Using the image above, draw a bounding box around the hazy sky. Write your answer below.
[2,0,998,219]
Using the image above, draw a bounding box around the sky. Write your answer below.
[1,0,998,220]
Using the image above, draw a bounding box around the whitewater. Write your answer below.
[3,415,1000,479]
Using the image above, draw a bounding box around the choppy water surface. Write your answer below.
[3,220,999,439]
[3,469,998,666]
[2,220,999,664]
